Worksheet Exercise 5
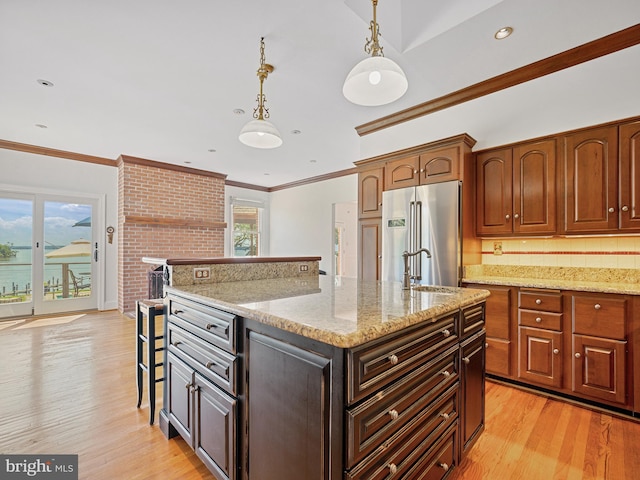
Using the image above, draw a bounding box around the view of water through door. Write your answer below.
[0,194,99,318]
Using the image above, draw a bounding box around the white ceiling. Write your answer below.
[1,0,639,188]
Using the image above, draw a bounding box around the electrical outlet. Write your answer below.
[194,267,210,279]
[299,264,309,272]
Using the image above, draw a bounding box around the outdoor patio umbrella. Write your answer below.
[45,239,91,298]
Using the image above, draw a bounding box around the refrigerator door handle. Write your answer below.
[415,200,422,280]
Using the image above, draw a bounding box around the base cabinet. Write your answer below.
[472,283,635,413]
[460,330,486,458]
[164,290,486,479]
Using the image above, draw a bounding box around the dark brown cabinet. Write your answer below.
[563,126,619,233]
[358,166,384,218]
[570,293,628,406]
[517,289,563,388]
[357,167,383,280]
[245,328,340,480]
[359,218,381,281]
[460,330,486,458]
[167,353,238,480]
[476,139,556,236]
[619,120,640,231]
[164,290,486,480]
[473,284,514,377]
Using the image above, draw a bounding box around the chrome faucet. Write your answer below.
[402,248,432,290]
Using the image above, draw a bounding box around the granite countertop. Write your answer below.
[463,265,640,295]
[143,256,321,265]
[166,276,489,348]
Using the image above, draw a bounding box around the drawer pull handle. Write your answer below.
[206,323,215,330]
[441,370,451,378]
[575,352,581,359]
[185,382,193,390]
[388,463,397,475]
[622,205,629,212]
[171,341,182,347]
[553,349,559,355]
[594,304,601,310]
[388,409,399,420]
[485,342,489,348]
[608,207,615,213]
[535,299,542,305]
[205,360,217,369]
[440,412,450,420]
[442,329,451,337]
[462,357,470,364]
[388,354,399,365]
[535,317,542,323]
[439,463,450,472]
[172,309,184,315]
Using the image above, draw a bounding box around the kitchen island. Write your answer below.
[160,275,489,480]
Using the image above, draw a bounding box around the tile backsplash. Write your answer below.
[481,237,640,269]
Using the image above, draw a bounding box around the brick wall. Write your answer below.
[118,155,226,313]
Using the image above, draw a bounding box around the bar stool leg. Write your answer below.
[136,301,144,408]
[148,306,156,425]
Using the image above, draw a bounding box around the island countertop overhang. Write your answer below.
[165,276,489,348]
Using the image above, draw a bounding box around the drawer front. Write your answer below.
[346,413,457,480]
[486,338,511,377]
[519,309,562,331]
[461,303,485,338]
[168,295,237,353]
[168,323,238,396]
[347,312,458,404]
[346,346,459,467]
[572,295,626,340]
[519,290,562,312]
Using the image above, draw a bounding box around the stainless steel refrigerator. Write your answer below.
[381,180,462,287]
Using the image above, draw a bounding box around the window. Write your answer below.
[230,197,264,257]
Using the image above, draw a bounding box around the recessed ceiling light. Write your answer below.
[233,109,245,115]
[208,149,217,153]
[310,160,317,163]
[35,124,48,129]
[37,79,54,87]
[291,130,301,135]
[494,27,513,40]
[184,161,192,164]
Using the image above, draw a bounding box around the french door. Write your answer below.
[0,192,101,318]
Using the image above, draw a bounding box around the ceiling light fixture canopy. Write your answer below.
[343,0,408,106]
[239,37,283,149]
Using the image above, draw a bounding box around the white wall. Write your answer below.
[269,175,358,275]
[359,44,640,159]
[0,149,119,310]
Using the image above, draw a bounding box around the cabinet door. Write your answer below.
[573,334,627,406]
[482,285,513,377]
[419,145,460,184]
[246,330,336,480]
[359,218,381,281]
[512,139,557,234]
[476,149,513,235]
[358,167,384,218]
[619,120,640,230]
[384,156,419,190]
[193,373,237,480]
[460,331,485,458]
[563,126,618,232]
[167,352,194,445]
[518,327,562,388]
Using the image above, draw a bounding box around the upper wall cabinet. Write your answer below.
[619,120,640,231]
[383,136,475,191]
[476,139,557,236]
[358,166,384,219]
[563,126,618,233]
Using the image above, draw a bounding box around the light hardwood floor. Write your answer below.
[0,310,638,479]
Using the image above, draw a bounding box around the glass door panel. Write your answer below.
[0,195,34,317]
[35,199,97,314]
